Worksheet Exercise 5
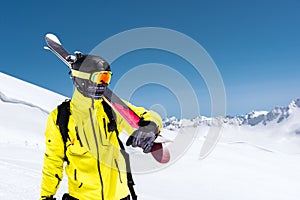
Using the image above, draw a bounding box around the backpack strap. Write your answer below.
[102,100,138,200]
[56,99,71,164]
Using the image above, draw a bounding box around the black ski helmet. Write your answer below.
[71,54,111,99]
[72,54,111,72]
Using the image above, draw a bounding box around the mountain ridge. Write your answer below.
[163,98,300,129]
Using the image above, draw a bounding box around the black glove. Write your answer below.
[62,193,79,200]
[41,196,56,200]
[67,51,84,64]
[126,121,159,153]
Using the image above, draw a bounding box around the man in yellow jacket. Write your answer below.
[40,54,162,200]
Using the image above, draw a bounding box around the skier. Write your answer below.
[40,53,162,200]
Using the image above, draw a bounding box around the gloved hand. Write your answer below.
[67,51,84,64]
[126,120,159,153]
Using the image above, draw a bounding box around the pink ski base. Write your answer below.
[151,143,170,164]
[111,102,140,129]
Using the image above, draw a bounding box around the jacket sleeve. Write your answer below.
[40,109,65,199]
[116,100,163,135]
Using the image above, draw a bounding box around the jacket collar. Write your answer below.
[71,89,103,113]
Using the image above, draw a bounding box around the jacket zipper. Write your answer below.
[89,108,105,200]
[98,119,108,146]
[114,159,123,183]
[74,169,83,188]
[103,118,108,139]
[75,126,83,147]
[82,126,91,150]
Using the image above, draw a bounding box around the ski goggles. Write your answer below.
[71,69,112,84]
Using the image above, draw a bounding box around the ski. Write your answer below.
[44,33,170,164]
[45,34,72,68]
[103,88,170,163]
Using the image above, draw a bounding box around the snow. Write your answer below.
[1,72,300,200]
[0,72,66,112]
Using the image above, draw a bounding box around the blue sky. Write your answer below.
[1,0,300,118]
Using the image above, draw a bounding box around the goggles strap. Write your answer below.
[71,69,90,80]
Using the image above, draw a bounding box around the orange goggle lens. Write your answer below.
[90,71,112,84]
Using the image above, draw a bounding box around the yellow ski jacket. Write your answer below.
[40,89,162,200]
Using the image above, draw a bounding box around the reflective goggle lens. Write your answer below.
[90,71,112,84]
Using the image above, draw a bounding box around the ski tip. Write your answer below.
[43,46,50,50]
[151,143,170,164]
[45,33,62,45]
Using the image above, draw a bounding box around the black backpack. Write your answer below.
[56,99,137,200]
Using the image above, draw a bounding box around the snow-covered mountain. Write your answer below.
[162,97,300,154]
[164,98,300,129]
[1,72,300,200]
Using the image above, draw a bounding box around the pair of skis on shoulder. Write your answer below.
[44,33,170,164]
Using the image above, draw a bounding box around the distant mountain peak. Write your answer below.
[163,98,300,129]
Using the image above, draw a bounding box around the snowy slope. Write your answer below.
[0,72,67,146]
[1,72,300,200]
[0,72,66,112]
